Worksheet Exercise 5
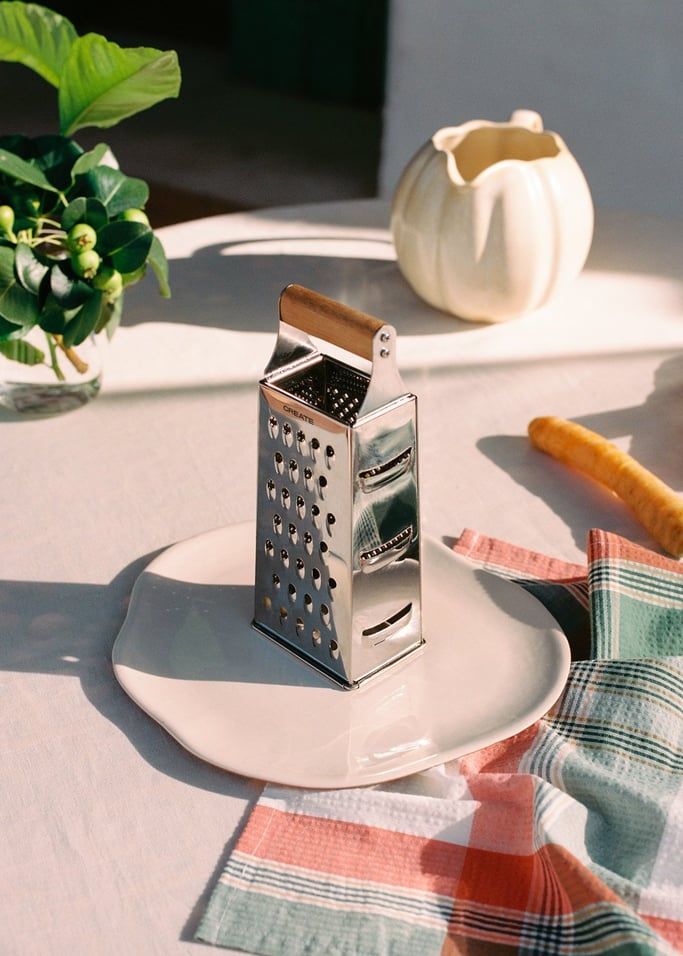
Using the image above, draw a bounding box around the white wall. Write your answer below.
[379,0,683,219]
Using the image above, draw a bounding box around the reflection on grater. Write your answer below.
[252,284,424,688]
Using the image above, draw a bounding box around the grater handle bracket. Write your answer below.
[280,284,386,362]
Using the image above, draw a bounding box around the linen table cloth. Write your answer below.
[196,529,683,955]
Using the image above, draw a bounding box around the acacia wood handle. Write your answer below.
[279,283,386,361]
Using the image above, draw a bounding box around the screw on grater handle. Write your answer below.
[279,284,387,362]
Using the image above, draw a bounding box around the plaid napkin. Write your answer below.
[196,529,683,955]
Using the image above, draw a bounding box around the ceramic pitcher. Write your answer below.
[391,110,594,322]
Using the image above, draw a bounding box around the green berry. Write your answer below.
[119,208,150,226]
[72,248,101,279]
[121,263,147,287]
[68,223,98,253]
[0,204,15,234]
[92,265,123,300]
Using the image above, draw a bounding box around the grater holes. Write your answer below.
[280,548,289,567]
[274,451,284,474]
[312,567,321,590]
[329,640,340,660]
[296,430,306,453]
[318,475,328,498]
[304,532,313,554]
[296,495,306,519]
[304,467,314,491]
[289,459,299,482]
[282,422,293,446]
[264,539,274,556]
[273,514,283,534]
[288,583,297,602]
[295,558,305,578]
[268,415,279,439]
[281,487,290,509]
[325,444,335,467]
[319,541,329,563]
[321,603,331,626]
[266,478,276,500]
[311,504,320,527]
[263,596,271,609]
[288,523,298,544]
[296,618,304,635]
[326,513,336,534]
[272,573,280,589]
[279,606,288,622]
[312,628,322,646]
[304,594,313,613]
[328,577,337,591]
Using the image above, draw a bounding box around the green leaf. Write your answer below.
[58,34,181,136]
[49,261,93,308]
[0,1,77,87]
[73,165,148,216]
[147,234,170,297]
[62,288,102,346]
[37,292,66,333]
[97,219,152,272]
[0,146,59,192]
[0,243,40,330]
[15,240,48,293]
[0,336,45,365]
[71,142,114,176]
[61,196,108,232]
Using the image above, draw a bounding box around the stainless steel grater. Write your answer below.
[252,284,423,688]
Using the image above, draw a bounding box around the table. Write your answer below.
[2,200,682,955]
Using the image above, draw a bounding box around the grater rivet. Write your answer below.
[274,451,284,473]
[282,422,293,446]
[329,640,340,660]
[312,628,322,646]
[380,348,390,359]
[296,495,306,518]
[268,415,279,438]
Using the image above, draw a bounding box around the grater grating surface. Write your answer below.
[252,284,424,689]
[277,355,369,425]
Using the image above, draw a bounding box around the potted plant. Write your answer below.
[0,1,181,414]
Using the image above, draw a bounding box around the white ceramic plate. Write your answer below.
[112,522,570,789]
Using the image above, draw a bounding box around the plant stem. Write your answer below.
[45,333,65,381]
[55,336,89,374]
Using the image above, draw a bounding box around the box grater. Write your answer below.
[252,284,423,688]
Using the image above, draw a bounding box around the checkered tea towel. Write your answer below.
[196,529,683,955]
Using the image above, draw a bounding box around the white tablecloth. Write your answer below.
[1,199,682,954]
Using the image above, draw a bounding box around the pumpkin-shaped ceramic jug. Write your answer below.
[391,110,594,322]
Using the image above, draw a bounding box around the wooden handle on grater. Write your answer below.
[279,284,386,362]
